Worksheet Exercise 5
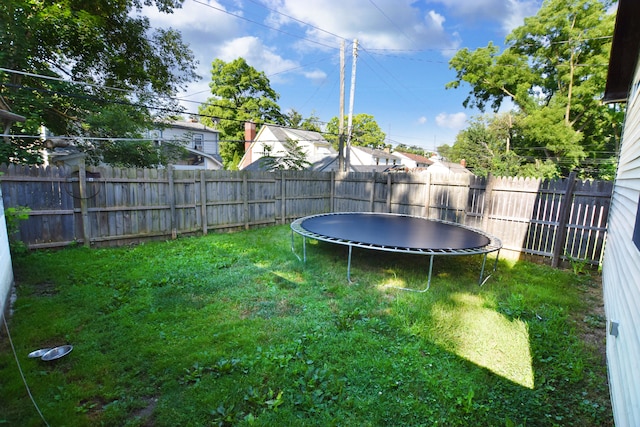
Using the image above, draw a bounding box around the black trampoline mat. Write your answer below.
[301,213,490,251]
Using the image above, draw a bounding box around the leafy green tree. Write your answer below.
[284,109,322,132]
[440,114,562,178]
[324,113,387,149]
[259,139,311,171]
[0,0,198,165]
[446,0,620,178]
[394,144,432,157]
[199,58,284,168]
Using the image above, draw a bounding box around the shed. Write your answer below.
[602,0,640,425]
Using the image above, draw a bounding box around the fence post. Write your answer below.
[78,159,91,247]
[281,171,286,224]
[200,170,207,235]
[330,170,335,212]
[423,172,431,218]
[552,172,577,267]
[242,172,249,230]
[369,172,376,212]
[481,173,495,233]
[386,173,392,212]
[168,164,177,239]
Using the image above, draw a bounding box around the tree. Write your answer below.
[0,0,198,165]
[439,114,557,178]
[446,0,620,178]
[394,144,432,157]
[324,113,387,150]
[199,58,284,168]
[259,138,312,171]
[284,109,322,132]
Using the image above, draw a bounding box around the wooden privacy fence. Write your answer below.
[0,164,613,266]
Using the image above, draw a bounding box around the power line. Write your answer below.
[243,0,347,43]
[0,67,132,94]
[367,0,416,48]
[190,0,339,50]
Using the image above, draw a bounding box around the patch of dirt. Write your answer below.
[132,396,159,426]
[577,275,607,366]
[30,281,59,297]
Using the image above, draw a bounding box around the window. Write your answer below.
[193,133,203,151]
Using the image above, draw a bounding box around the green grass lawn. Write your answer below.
[0,225,612,426]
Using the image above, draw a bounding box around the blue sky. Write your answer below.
[142,0,542,151]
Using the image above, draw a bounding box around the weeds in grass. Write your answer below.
[0,225,613,426]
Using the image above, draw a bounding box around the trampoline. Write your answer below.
[290,212,502,291]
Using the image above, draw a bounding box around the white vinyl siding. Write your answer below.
[0,186,14,321]
[602,58,640,427]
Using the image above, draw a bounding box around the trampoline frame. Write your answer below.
[290,212,502,291]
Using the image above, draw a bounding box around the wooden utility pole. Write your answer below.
[338,40,345,172]
[345,39,358,171]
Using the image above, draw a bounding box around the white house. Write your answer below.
[349,146,400,169]
[393,151,433,169]
[44,120,223,170]
[148,120,223,170]
[238,123,336,170]
[427,157,473,175]
[601,1,640,425]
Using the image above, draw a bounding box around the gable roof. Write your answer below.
[263,125,328,145]
[157,120,219,134]
[604,0,640,103]
[428,159,473,175]
[393,151,434,165]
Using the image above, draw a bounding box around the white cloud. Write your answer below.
[263,0,460,51]
[216,36,299,80]
[417,116,428,124]
[426,0,540,33]
[435,112,467,130]
[303,69,328,84]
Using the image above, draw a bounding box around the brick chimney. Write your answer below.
[244,122,256,152]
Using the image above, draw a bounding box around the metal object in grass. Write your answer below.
[27,348,51,358]
[291,212,502,291]
[40,345,73,361]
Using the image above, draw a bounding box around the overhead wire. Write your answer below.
[190,0,339,50]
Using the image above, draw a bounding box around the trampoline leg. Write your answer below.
[479,251,500,286]
[303,236,307,262]
[347,245,354,283]
[479,253,488,285]
[425,254,434,291]
[492,249,501,272]
[290,231,305,262]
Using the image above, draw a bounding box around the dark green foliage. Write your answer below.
[324,113,387,150]
[199,58,285,168]
[446,0,621,179]
[0,0,197,165]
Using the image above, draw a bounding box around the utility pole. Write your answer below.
[338,40,345,172]
[345,39,358,171]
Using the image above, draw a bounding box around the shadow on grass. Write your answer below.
[298,239,612,426]
[0,226,612,426]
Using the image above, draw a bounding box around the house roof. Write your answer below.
[351,145,400,159]
[428,160,473,175]
[393,151,433,165]
[158,120,219,133]
[604,0,640,103]
[263,125,329,145]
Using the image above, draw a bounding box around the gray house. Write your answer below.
[602,1,640,425]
